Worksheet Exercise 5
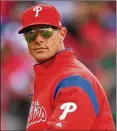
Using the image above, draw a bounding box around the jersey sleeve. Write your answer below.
[46,75,99,130]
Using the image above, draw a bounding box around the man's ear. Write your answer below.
[60,27,67,40]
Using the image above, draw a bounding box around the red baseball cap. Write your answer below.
[18,4,62,34]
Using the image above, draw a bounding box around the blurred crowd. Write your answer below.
[1,1,116,130]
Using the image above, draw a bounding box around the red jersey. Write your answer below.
[26,49,115,130]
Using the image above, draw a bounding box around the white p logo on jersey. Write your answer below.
[33,6,42,17]
[59,102,77,120]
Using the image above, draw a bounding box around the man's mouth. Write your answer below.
[34,48,47,52]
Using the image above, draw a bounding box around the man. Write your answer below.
[18,3,115,130]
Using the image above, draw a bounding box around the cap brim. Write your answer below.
[18,22,62,34]
[18,23,41,34]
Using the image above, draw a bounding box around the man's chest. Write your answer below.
[26,74,57,130]
[26,92,53,130]
[26,70,67,130]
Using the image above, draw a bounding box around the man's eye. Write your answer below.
[25,31,34,35]
[39,28,52,31]
[30,30,36,33]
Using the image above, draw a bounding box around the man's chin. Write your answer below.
[35,56,51,63]
[32,52,56,63]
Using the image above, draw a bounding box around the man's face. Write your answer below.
[24,25,66,63]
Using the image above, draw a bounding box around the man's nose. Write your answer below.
[35,32,44,43]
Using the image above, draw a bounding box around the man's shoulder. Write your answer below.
[61,58,94,79]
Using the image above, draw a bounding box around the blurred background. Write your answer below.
[1,1,116,130]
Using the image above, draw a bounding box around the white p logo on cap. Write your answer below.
[59,102,77,120]
[33,6,42,17]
